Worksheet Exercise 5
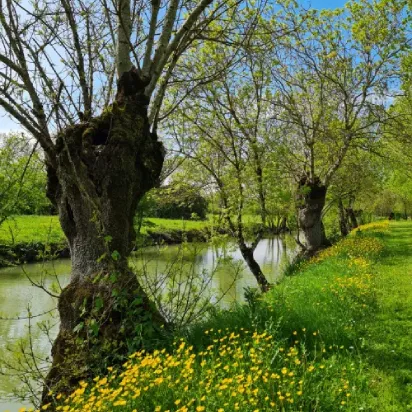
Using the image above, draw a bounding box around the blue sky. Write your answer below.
[303,0,347,9]
[0,0,349,133]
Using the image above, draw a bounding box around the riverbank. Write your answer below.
[44,220,412,411]
[0,216,215,267]
[0,215,282,267]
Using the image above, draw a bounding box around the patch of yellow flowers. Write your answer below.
[310,221,388,265]
[329,273,373,301]
[351,221,389,234]
[38,328,353,412]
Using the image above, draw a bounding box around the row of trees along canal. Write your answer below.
[1,0,412,407]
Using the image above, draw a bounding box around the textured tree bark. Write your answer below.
[345,197,358,230]
[338,199,349,237]
[320,220,331,247]
[42,69,166,404]
[297,177,328,254]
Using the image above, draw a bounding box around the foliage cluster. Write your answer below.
[0,134,50,221]
[139,186,208,221]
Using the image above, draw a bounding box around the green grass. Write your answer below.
[0,215,213,246]
[140,217,210,233]
[47,220,412,411]
[0,215,64,245]
[359,222,412,409]
[0,214,265,246]
[141,214,261,233]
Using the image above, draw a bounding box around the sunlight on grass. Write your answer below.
[0,216,212,246]
[36,221,403,412]
[44,331,358,412]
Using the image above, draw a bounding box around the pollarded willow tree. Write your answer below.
[267,0,409,253]
[0,0,242,400]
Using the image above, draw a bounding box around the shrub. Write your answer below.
[138,185,208,220]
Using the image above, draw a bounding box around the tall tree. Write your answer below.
[268,0,408,253]
[165,3,301,291]
[327,150,384,235]
[169,61,275,291]
[0,0,240,400]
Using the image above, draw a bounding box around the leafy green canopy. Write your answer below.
[0,133,50,223]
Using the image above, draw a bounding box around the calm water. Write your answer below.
[0,237,296,411]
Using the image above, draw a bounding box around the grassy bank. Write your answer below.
[35,220,412,411]
[0,215,267,266]
[0,215,212,246]
[0,215,265,246]
[0,216,216,266]
[0,216,64,245]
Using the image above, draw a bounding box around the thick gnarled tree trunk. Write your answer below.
[298,177,328,254]
[42,71,166,402]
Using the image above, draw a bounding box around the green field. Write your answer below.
[0,215,64,245]
[0,214,266,246]
[0,215,213,246]
[47,221,412,411]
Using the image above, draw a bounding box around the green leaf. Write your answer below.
[94,296,104,311]
[89,319,99,336]
[111,250,120,261]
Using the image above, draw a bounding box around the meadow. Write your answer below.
[0,216,212,246]
[25,220,412,412]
